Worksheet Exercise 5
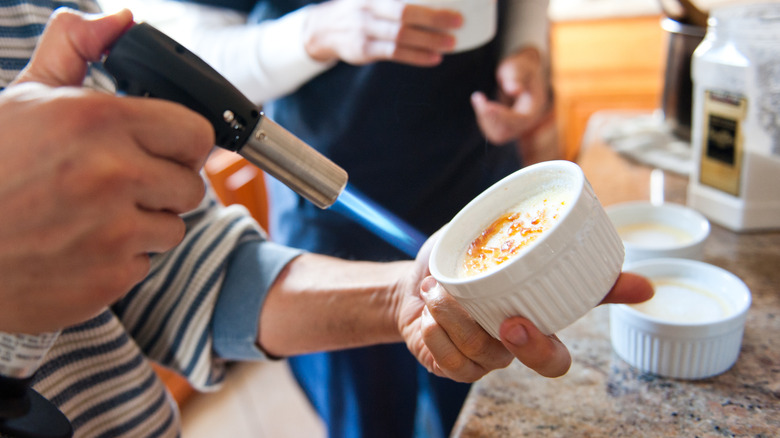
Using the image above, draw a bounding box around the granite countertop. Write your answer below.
[451,116,780,437]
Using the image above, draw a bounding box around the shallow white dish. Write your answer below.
[429,160,624,338]
[610,258,751,380]
[606,201,710,266]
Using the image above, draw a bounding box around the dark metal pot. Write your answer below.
[661,18,706,141]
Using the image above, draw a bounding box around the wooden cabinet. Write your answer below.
[152,363,196,407]
[204,149,269,231]
[551,14,666,159]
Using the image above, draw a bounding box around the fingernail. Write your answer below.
[471,92,489,108]
[516,92,533,114]
[453,15,464,28]
[420,277,438,297]
[505,323,528,346]
[443,35,456,51]
[444,13,464,28]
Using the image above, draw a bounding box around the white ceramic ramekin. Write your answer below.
[429,160,624,338]
[606,201,710,266]
[610,258,751,379]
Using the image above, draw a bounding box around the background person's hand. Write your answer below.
[471,46,551,144]
[0,9,214,333]
[302,0,462,66]
[395,234,653,381]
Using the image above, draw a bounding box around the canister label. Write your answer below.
[699,90,747,196]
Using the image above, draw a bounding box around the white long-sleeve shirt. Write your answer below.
[152,0,550,104]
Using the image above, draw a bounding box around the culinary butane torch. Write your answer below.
[105,22,428,257]
[103,22,348,209]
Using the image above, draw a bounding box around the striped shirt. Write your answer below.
[1,1,302,436]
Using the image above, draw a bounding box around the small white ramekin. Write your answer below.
[429,160,624,338]
[610,258,751,379]
[606,201,710,266]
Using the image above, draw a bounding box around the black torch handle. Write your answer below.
[104,22,260,152]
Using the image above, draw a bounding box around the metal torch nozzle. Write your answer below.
[238,115,348,209]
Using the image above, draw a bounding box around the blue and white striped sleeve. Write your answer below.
[112,184,302,391]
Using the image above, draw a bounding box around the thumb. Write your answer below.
[496,65,522,98]
[470,91,518,144]
[470,91,501,125]
[14,8,133,87]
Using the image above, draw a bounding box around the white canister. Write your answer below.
[688,2,780,231]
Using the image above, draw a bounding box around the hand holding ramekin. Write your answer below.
[429,161,625,338]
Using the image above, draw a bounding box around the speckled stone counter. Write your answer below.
[451,123,780,437]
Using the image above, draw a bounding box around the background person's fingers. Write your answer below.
[392,3,463,30]
[471,91,525,144]
[393,25,456,52]
[363,40,443,66]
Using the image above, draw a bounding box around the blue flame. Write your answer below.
[329,184,427,258]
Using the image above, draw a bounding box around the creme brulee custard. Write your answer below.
[617,223,695,248]
[459,190,573,278]
[629,278,732,324]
